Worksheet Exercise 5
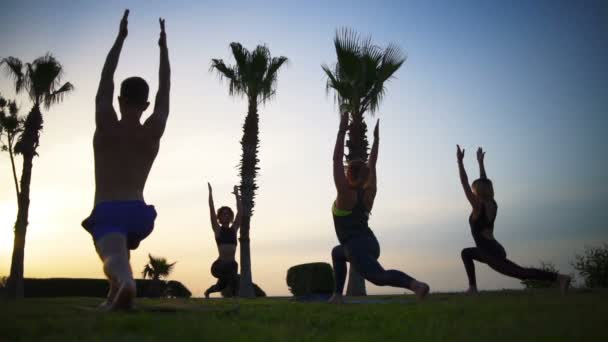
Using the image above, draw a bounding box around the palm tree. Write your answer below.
[322,28,406,296]
[211,43,287,298]
[142,254,176,281]
[142,254,176,298]
[0,94,24,203]
[1,54,74,299]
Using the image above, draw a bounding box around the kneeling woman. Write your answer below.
[329,113,430,304]
[456,145,571,294]
[204,183,242,298]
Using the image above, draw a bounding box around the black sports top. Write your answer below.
[216,225,237,245]
[332,188,373,244]
[469,200,496,245]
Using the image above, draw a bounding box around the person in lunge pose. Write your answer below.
[457,145,571,294]
[82,9,171,310]
[204,183,242,298]
[328,112,430,304]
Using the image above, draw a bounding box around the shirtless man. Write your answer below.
[81,9,170,310]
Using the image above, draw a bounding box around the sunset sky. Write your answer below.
[1,0,606,296]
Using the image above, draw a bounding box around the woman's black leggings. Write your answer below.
[461,239,557,287]
[331,234,415,294]
[205,259,238,296]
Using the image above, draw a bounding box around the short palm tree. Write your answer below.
[1,54,74,299]
[142,254,176,281]
[211,43,287,298]
[322,28,406,296]
[0,94,24,202]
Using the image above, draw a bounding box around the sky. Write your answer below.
[1,0,607,296]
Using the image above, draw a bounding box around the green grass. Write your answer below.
[1,290,607,341]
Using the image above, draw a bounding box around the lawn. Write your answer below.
[1,290,607,341]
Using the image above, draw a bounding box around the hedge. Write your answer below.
[286,262,334,296]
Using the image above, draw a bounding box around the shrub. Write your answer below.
[166,280,192,298]
[286,262,334,297]
[220,275,266,298]
[20,278,191,298]
[521,262,559,289]
[572,243,608,288]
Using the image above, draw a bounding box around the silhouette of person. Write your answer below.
[204,183,242,298]
[329,113,430,304]
[456,145,571,294]
[81,9,171,310]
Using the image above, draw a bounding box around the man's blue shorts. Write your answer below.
[82,200,157,250]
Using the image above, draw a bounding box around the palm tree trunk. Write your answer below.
[238,216,255,298]
[238,98,259,298]
[7,104,42,299]
[7,153,34,299]
[8,136,20,200]
[344,111,369,296]
[346,112,369,161]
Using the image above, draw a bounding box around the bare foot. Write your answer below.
[412,280,430,300]
[110,279,136,311]
[327,293,344,304]
[464,286,479,295]
[557,274,571,295]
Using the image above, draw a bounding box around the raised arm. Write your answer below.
[457,145,477,207]
[333,112,349,193]
[145,18,171,137]
[477,147,487,179]
[208,183,219,232]
[95,9,129,128]
[232,185,243,232]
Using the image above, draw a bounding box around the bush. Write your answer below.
[20,278,191,298]
[220,275,266,298]
[521,262,559,289]
[572,243,608,288]
[286,262,334,297]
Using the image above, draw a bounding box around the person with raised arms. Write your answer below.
[457,145,571,294]
[329,112,430,304]
[81,9,171,310]
[204,183,242,298]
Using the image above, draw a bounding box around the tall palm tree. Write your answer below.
[322,28,406,296]
[0,94,24,202]
[211,43,287,298]
[1,54,74,299]
[142,254,176,281]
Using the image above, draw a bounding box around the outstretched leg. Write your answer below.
[480,246,570,294]
[485,256,558,282]
[329,245,347,304]
[461,247,484,294]
[95,233,136,311]
[348,235,429,299]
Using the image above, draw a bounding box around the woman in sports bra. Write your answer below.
[204,182,241,298]
[328,112,430,304]
[457,145,571,294]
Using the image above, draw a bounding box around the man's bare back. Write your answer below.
[93,119,161,204]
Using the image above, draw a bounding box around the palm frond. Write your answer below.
[26,54,66,104]
[211,59,245,97]
[324,28,405,117]
[1,57,25,94]
[259,55,288,103]
[43,82,74,110]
